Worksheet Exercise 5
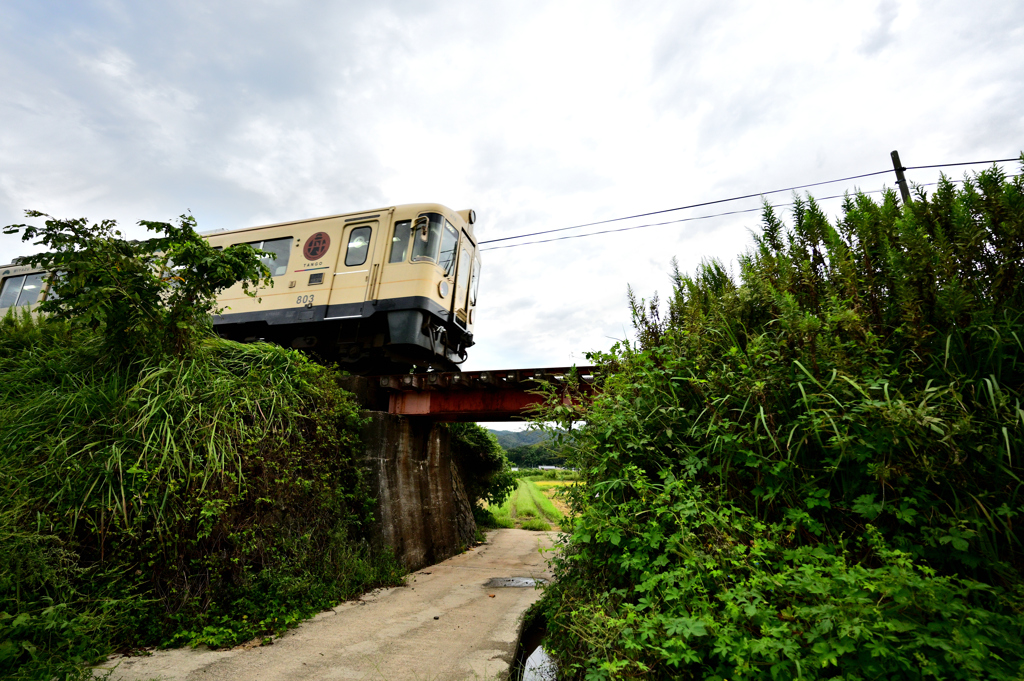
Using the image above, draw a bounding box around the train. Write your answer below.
[0,202,480,372]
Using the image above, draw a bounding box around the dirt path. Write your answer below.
[98,530,555,681]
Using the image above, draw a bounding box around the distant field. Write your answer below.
[488,479,565,531]
[532,480,576,489]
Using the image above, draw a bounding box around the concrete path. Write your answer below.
[98,529,555,681]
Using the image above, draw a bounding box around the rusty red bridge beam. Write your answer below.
[374,366,598,421]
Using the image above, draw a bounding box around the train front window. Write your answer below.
[411,213,444,264]
[390,220,411,262]
[438,220,459,275]
[245,237,291,276]
[345,226,372,266]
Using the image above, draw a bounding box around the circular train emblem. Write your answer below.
[303,232,331,260]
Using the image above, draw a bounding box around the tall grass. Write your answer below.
[488,493,515,528]
[0,311,404,678]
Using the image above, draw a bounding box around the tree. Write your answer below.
[3,211,271,360]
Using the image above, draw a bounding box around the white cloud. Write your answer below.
[1,0,1022,377]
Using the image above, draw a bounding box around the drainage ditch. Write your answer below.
[486,577,557,681]
[513,615,556,680]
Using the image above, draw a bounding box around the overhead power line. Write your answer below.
[479,156,1022,248]
[477,169,891,246]
[905,157,1020,171]
[480,172,1022,252]
[481,190,881,252]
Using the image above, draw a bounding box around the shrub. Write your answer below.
[536,162,1024,679]
[513,468,575,480]
[505,441,564,468]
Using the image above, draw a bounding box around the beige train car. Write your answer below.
[0,202,481,372]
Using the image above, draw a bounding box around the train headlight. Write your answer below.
[438,280,450,298]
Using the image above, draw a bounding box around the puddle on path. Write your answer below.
[484,577,548,588]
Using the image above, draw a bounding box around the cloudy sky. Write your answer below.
[2,0,1022,382]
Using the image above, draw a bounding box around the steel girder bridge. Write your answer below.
[372,366,598,421]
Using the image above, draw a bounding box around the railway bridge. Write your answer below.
[336,366,597,572]
[338,365,598,421]
[374,365,598,421]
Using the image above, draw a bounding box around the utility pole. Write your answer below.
[890,150,912,206]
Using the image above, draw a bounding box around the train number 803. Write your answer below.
[296,294,315,305]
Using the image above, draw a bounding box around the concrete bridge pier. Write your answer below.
[340,366,596,571]
[359,412,477,571]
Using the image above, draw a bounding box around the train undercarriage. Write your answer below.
[214,308,473,374]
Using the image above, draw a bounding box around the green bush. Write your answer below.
[447,422,516,508]
[506,441,564,468]
[0,506,108,681]
[0,213,404,679]
[536,162,1024,679]
[513,468,575,480]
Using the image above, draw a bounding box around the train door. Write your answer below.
[327,219,381,312]
[452,233,474,326]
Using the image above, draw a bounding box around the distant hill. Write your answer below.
[487,428,548,450]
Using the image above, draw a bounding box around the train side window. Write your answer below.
[438,220,459,275]
[17,273,45,307]
[258,238,291,276]
[411,213,444,263]
[0,273,45,308]
[345,226,372,266]
[0,275,23,308]
[242,238,291,276]
[390,220,411,262]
